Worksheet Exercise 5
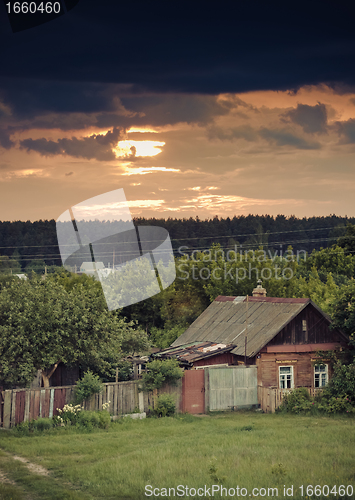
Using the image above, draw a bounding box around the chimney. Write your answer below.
[252,279,267,298]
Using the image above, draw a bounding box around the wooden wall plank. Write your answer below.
[11,392,16,427]
[118,383,123,414]
[33,390,40,421]
[43,389,50,417]
[114,383,118,416]
[3,391,12,429]
[53,388,66,416]
[24,391,30,422]
[49,389,54,418]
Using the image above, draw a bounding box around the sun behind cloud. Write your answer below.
[114,140,165,158]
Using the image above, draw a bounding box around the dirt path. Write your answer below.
[0,452,51,500]
[12,455,50,477]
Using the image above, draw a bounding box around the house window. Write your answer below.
[279,366,293,389]
[302,320,307,332]
[314,364,328,388]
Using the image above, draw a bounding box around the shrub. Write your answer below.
[97,410,111,428]
[13,421,33,435]
[140,359,184,392]
[278,386,355,415]
[325,361,355,402]
[34,418,53,431]
[316,390,355,414]
[14,418,53,434]
[74,370,103,404]
[77,410,110,429]
[152,393,176,417]
[77,410,100,430]
[278,387,312,414]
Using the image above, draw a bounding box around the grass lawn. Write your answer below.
[0,412,354,500]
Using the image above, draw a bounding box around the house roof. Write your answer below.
[171,295,343,358]
[153,341,235,366]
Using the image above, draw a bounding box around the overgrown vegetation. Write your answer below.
[140,358,184,392]
[13,404,111,436]
[278,387,355,415]
[150,393,176,417]
[74,370,103,404]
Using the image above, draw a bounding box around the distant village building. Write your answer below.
[80,262,105,274]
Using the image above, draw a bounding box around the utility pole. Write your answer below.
[244,295,249,365]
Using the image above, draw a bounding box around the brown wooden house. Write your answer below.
[157,288,349,392]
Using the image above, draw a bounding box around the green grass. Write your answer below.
[0,412,354,499]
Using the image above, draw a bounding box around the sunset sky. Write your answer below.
[1,1,354,222]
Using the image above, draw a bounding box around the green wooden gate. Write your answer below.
[205,366,258,411]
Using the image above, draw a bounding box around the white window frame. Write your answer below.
[314,363,328,388]
[279,365,294,389]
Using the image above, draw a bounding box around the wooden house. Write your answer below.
[155,286,349,392]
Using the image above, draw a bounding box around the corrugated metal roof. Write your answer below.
[154,341,235,364]
[171,296,311,357]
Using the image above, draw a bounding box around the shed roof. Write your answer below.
[153,341,235,366]
[171,296,334,358]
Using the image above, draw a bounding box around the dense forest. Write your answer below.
[0,214,354,272]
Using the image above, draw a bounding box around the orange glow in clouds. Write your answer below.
[115,140,165,157]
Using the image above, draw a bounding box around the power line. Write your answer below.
[0,223,352,250]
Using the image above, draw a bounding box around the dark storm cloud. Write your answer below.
[0,86,242,137]
[206,124,321,150]
[1,1,355,94]
[0,80,124,118]
[19,128,125,161]
[334,119,355,143]
[282,103,328,134]
[258,129,321,149]
[119,94,235,126]
[0,129,15,149]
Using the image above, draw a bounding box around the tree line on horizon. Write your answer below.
[0,214,354,274]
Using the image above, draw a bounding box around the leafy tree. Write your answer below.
[297,245,355,283]
[317,281,355,405]
[149,325,186,349]
[337,223,355,254]
[292,267,339,314]
[330,280,355,338]
[0,274,149,388]
[25,259,47,275]
[0,255,21,276]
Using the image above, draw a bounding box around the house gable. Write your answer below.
[267,302,348,347]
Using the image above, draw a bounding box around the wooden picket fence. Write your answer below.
[0,378,322,427]
[258,386,319,413]
[0,380,182,429]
